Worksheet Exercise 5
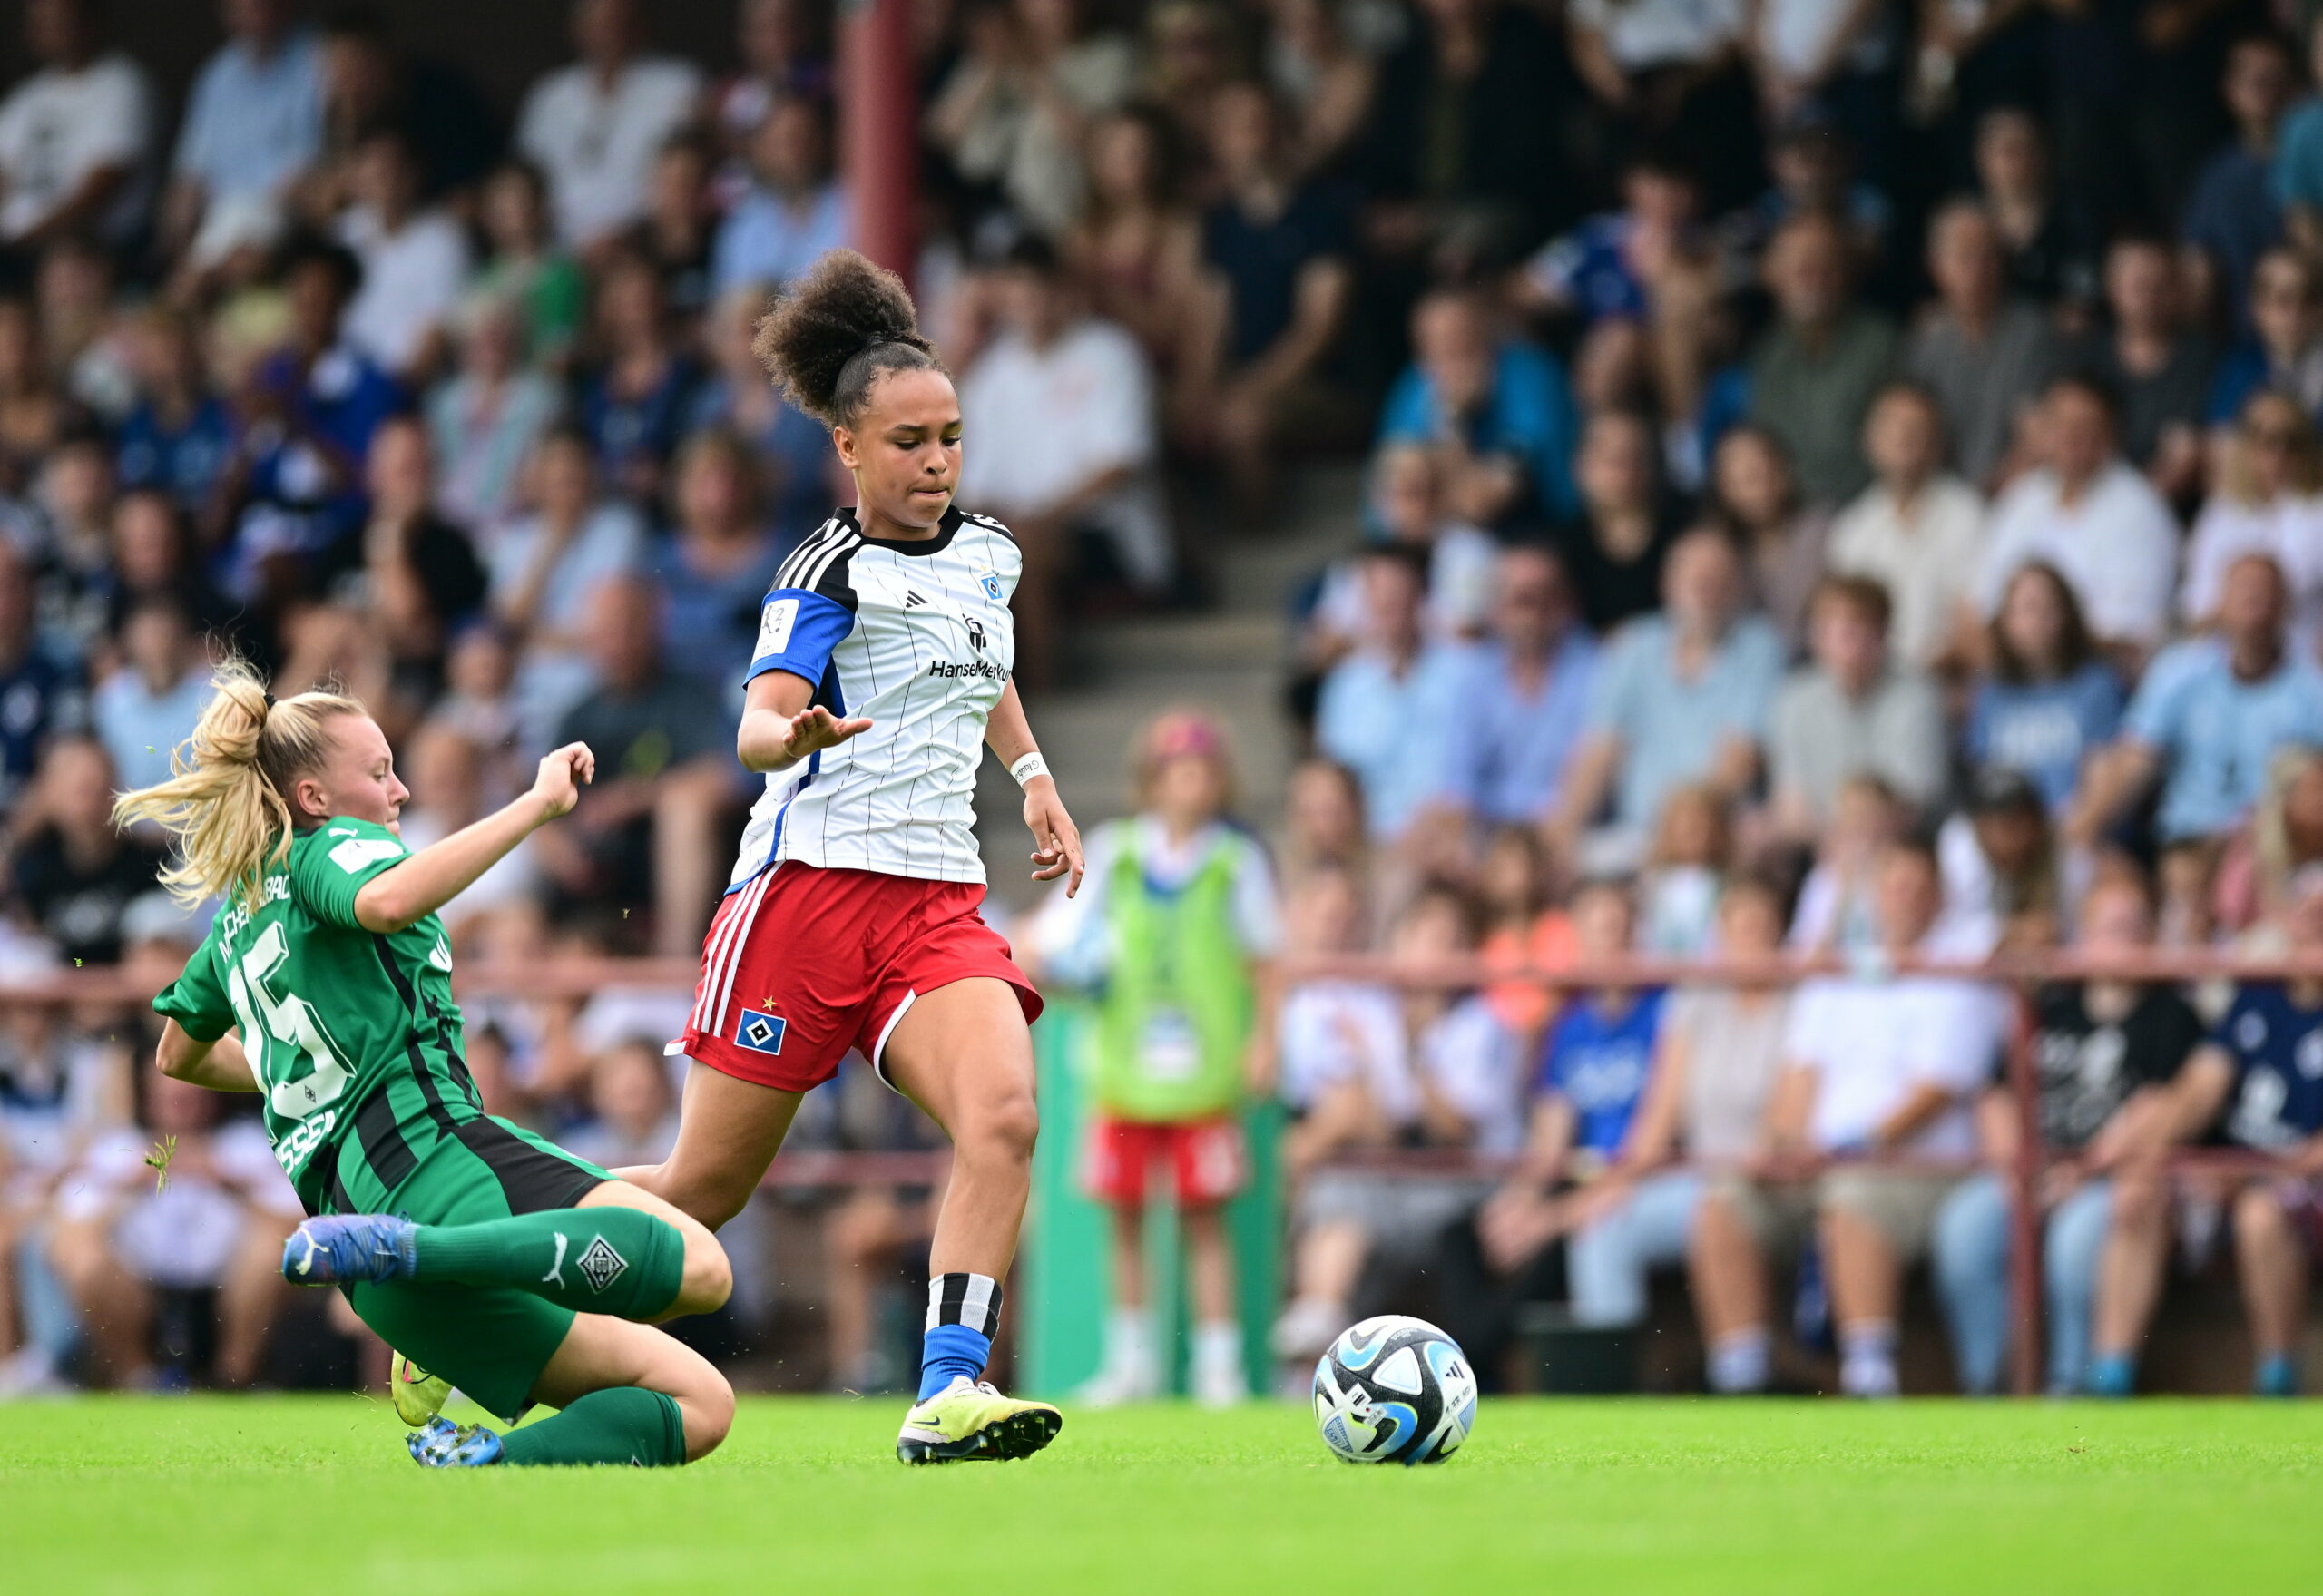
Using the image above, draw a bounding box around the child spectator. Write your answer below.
[1477,824,1578,1044]
[1789,772,1907,953]
[1767,573,1947,841]
[1639,783,1730,958]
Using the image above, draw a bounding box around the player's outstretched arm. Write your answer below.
[735,669,874,774]
[156,1019,259,1092]
[354,743,597,934]
[986,681,1084,897]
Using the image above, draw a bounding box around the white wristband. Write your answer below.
[1009,751,1050,788]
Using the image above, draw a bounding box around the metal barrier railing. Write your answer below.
[10,946,2323,1395]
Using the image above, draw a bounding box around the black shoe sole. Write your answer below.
[897,1405,1063,1465]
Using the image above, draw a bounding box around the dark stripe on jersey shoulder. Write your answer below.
[774,518,863,609]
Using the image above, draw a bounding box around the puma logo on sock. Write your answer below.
[544,1232,568,1288]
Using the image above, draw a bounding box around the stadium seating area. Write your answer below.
[4,0,2323,1403]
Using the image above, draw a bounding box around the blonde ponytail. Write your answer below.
[112,660,368,912]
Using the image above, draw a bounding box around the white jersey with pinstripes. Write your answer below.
[726,504,1021,889]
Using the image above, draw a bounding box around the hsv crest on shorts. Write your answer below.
[576,1234,629,1294]
[736,1008,788,1055]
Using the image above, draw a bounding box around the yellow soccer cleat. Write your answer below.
[389,1351,452,1428]
[896,1376,1063,1464]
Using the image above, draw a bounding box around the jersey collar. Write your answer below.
[837,504,961,556]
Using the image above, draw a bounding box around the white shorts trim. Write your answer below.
[871,988,917,1091]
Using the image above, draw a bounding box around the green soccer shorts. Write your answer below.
[341,1115,612,1423]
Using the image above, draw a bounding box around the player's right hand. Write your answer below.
[530,741,596,819]
[780,705,874,760]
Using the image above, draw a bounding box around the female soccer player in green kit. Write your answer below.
[119,665,736,1468]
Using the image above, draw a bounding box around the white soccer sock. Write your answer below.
[1108,1307,1155,1382]
[1708,1328,1771,1394]
[1838,1321,1899,1398]
[1193,1320,1242,1376]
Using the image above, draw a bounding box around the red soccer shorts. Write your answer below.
[670,864,1042,1093]
[1083,1114,1247,1209]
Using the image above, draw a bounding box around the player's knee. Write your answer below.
[2234,1185,2287,1240]
[679,1230,735,1316]
[965,1087,1040,1167]
[677,1371,737,1461]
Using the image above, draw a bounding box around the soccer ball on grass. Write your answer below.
[1311,1315,1476,1464]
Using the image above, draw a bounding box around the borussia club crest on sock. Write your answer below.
[577,1235,629,1293]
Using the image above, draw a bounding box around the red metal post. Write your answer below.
[2004,990,2044,1397]
[839,0,919,280]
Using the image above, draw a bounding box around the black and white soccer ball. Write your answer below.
[1311,1315,1476,1465]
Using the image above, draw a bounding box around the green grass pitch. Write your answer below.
[4,1396,2320,1595]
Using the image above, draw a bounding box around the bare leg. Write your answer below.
[1687,1192,1768,1344]
[1184,1204,1236,1327]
[215,1208,299,1387]
[1110,1203,1147,1312]
[0,1209,19,1358]
[619,1061,806,1230]
[1824,1208,1902,1329]
[880,978,1040,1280]
[2234,1184,2308,1360]
[826,1189,907,1386]
[46,1215,152,1385]
[530,1315,735,1462]
[1292,1219,1370,1313]
[2093,1170,2171,1359]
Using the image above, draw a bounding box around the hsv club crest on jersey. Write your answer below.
[730,506,1022,888]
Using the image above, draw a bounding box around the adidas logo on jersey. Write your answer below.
[926,657,1009,681]
[903,589,928,608]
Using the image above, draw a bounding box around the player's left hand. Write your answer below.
[529,741,596,820]
[1024,780,1085,896]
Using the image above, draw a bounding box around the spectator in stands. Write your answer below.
[1978,374,2180,662]
[533,573,730,955]
[2181,389,2323,644]
[1279,755,1367,894]
[1556,407,1681,635]
[2207,245,2323,424]
[1965,562,2124,816]
[1277,881,1521,1366]
[90,596,205,795]
[1456,876,1664,1352]
[559,1038,683,1170]
[114,308,234,528]
[1938,764,2078,952]
[1691,837,2004,1396]
[2181,34,2294,341]
[1935,868,2215,1395]
[1187,79,1355,524]
[1566,0,1758,214]
[1971,106,2099,309]
[1709,424,1828,649]
[1064,107,1204,380]
[1573,872,1794,1330]
[474,159,588,367]
[1301,446,1497,677]
[926,0,1135,240]
[1315,544,1465,844]
[2200,869,2323,1395]
[689,285,829,544]
[336,128,471,382]
[1431,545,1599,837]
[486,425,644,749]
[634,132,716,320]
[1746,211,1897,508]
[426,291,562,534]
[1262,0,1377,181]
[357,415,487,729]
[28,432,113,658]
[1904,200,2057,493]
[2072,553,2323,942]
[309,2,499,208]
[2067,235,2214,503]
[516,0,702,251]
[163,0,324,250]
[104,490,230,644]
[957,235,1171,690]
[711,0,829,173]
[0,0,153,253]
[1768,574,1947,840]
[1271,864,1402,1182]
[1513,150,1709,335]
[9,735,160,965]
[1827,382,1984,671]
[0,298,73,494]
[2215,747,2323,935]
[42,1071,300,1391]
[1377,287,1581,530]
[711,95,848,299]
[389,718,538,943]
[576,249,701,505]
[0,543,82,811]
[1637,782,1730,956]
[653,426,783,701]
[1025,710,1279,1407]
[1554,527,1787,866]
[2276,22,2323,259]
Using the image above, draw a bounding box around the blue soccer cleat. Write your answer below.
[281,1214,419,1286]
[407,1415,505,1468]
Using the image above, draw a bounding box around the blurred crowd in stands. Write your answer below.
[3,0,2323,1401]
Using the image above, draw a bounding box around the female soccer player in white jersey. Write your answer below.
[630,250,1086,1464]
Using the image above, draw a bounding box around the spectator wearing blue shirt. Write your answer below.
[2182,35,2295,342]
[2072,554,2323,933]
[1554,528,1787,863]
[652,428,785,704]
[1514,156,1705,332]
[689,286,831,546]
[91,596,205,795]
[2274,26,2323,262]
[2204,246,2323,426]
[1430,545,1597,831]
[709,96,849,299]
[1377,288,1581,526]
[1965,561,2123,813]
[0,543,84,811]
[2184,874,2323,1395]
[113,308,234,523]
[578,251,702,506]
[164,0,324,239]
[1313,544,1465,841]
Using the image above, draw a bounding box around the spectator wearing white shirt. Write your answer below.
[163,0,325,249]
[1977,374,2180,663]
[336,129,471,381]
[515,0,704,250]
[956,235,1170,690]
[0,0,152,250]
[711,96,849,299]
[1827,382,1986,671]
[2181,389,2323,650]
[1692,838,2005,1395]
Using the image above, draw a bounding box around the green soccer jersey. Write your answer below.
[153,816,486,1215]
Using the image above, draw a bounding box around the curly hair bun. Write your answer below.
[751,249,946,427]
